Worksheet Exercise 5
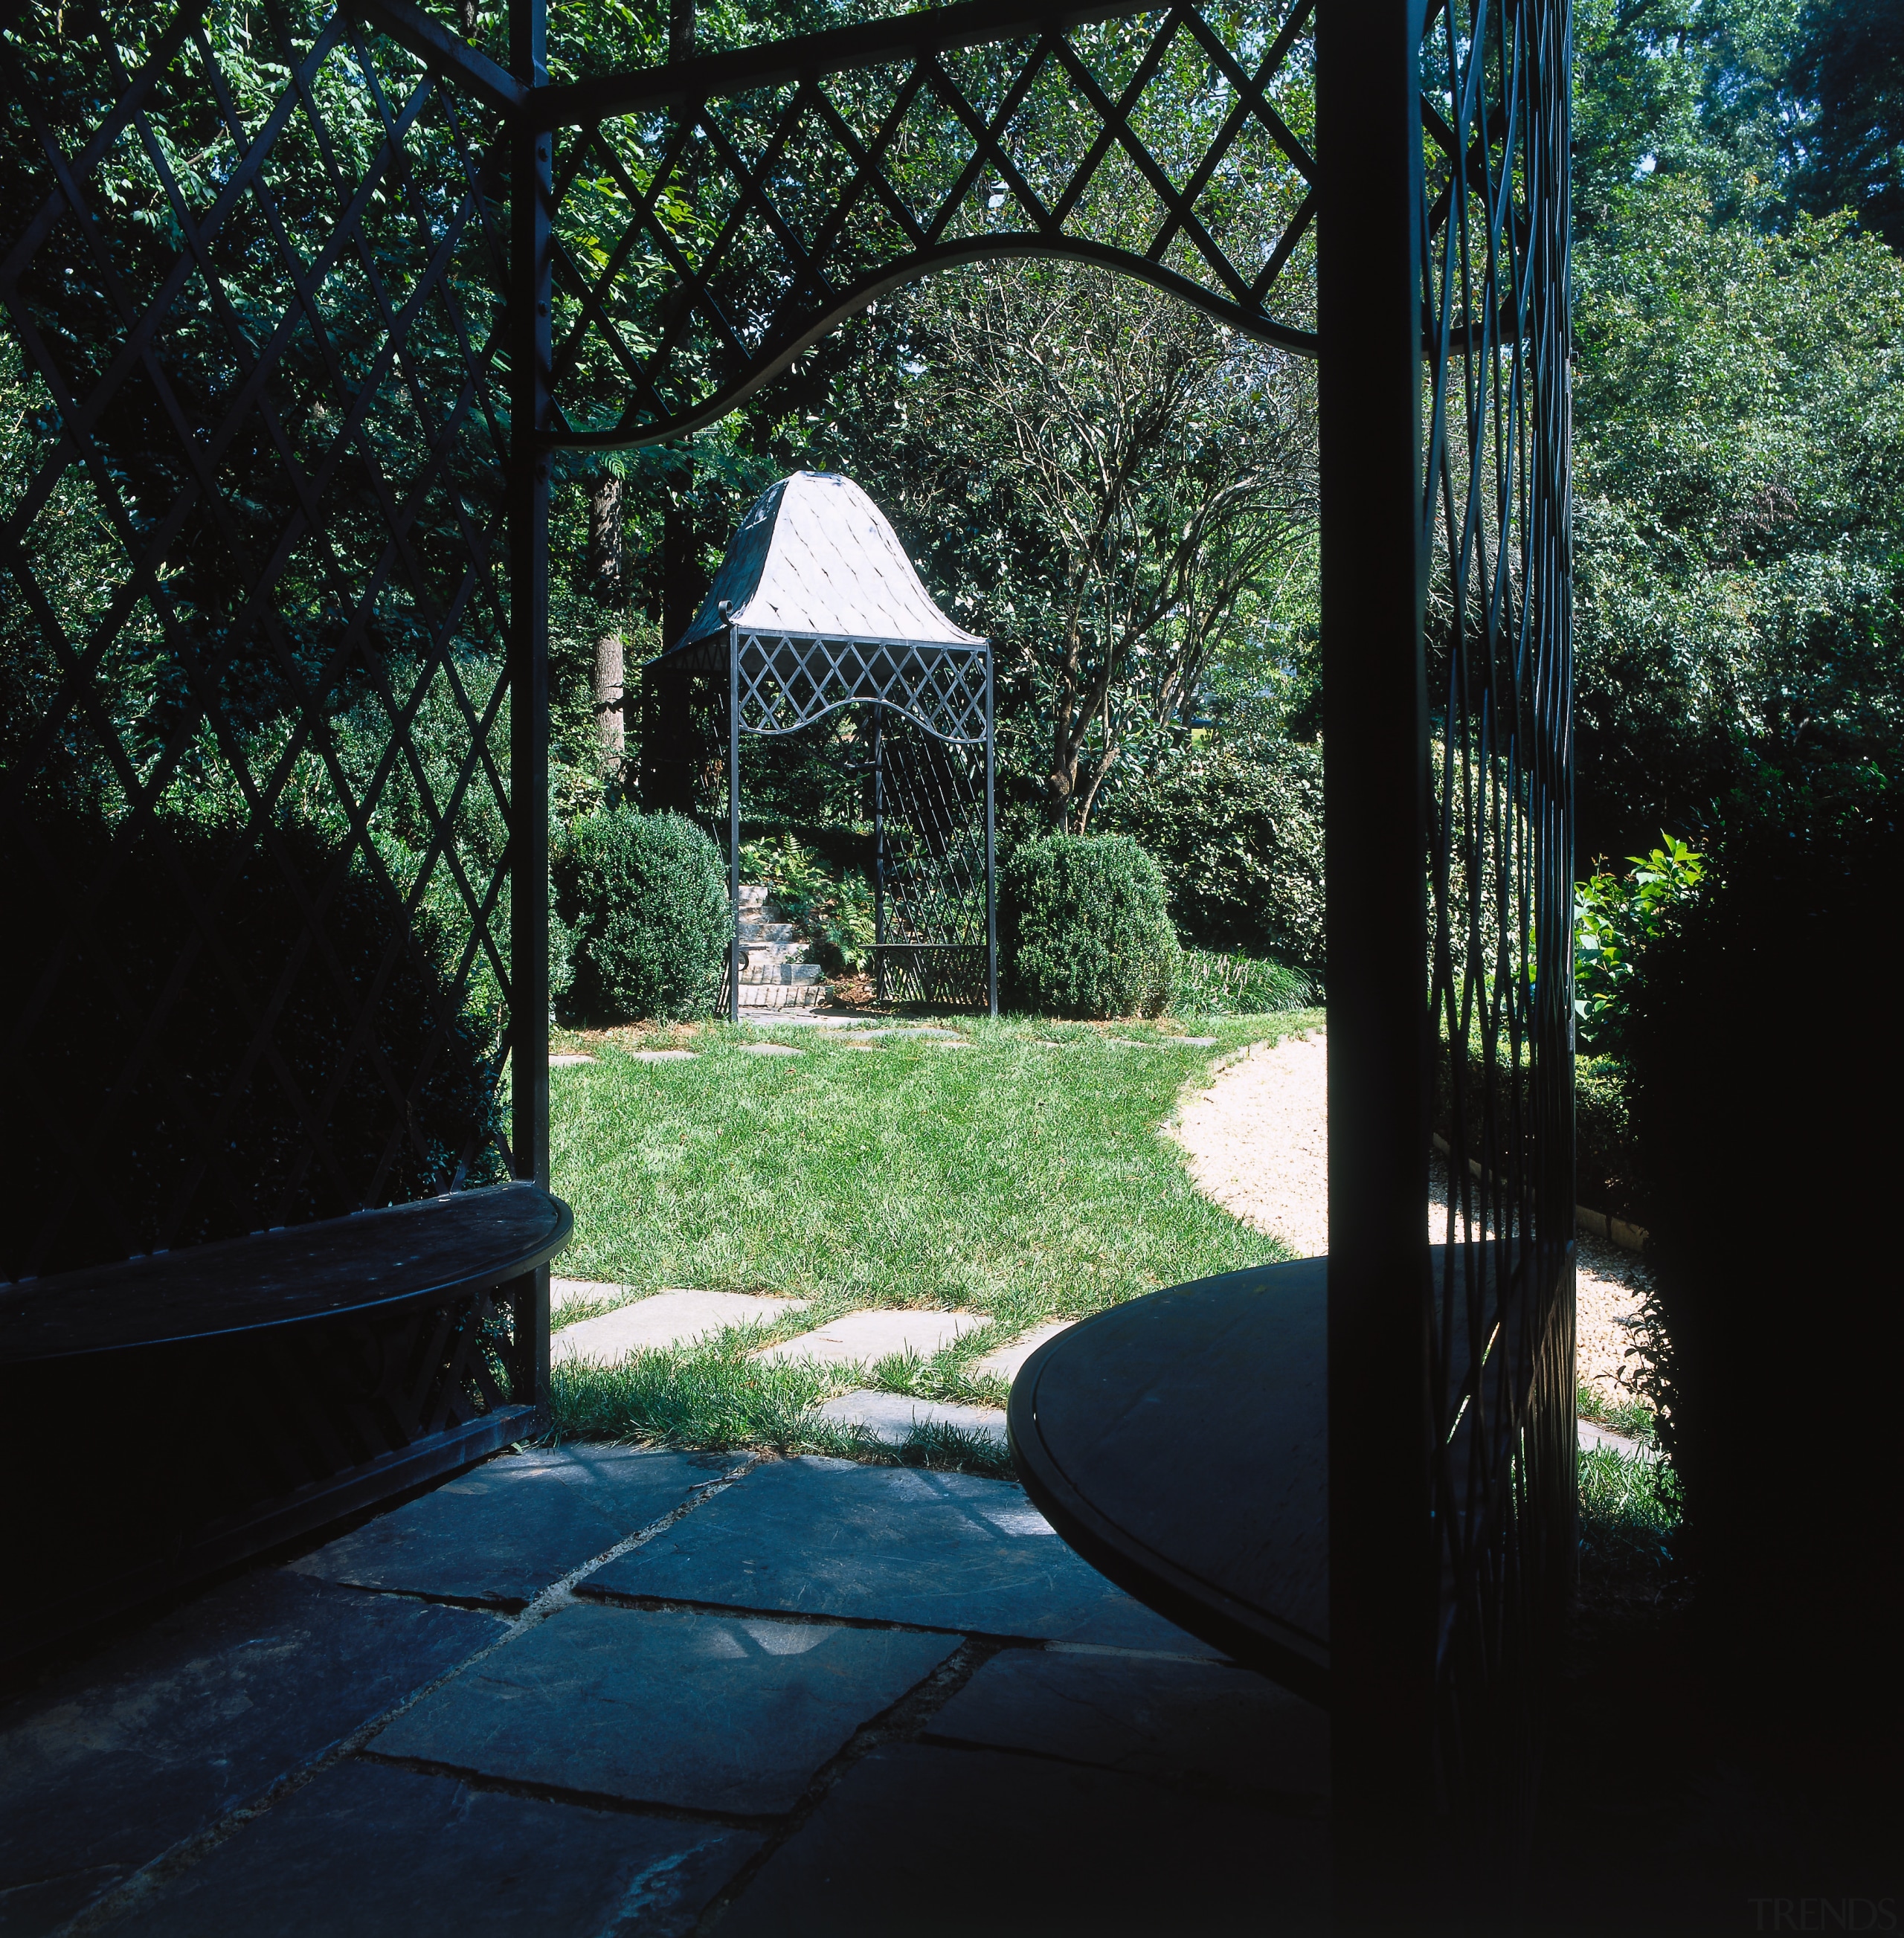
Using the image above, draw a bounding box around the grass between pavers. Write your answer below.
[1575,1382,1656,1443]
[545,1010,1320,1458]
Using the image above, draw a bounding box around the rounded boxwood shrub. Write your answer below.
[1001,833,1181,1018]
[556,808,729,1022]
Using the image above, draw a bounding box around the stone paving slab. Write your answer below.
[739,1042,802,1056]
[375,1603,957,1815]
[580,1458,1218,1654]
[117,1759,759,1938]
[1578,1417,1656,1460]
[551,1275,625,1313]
[926,1648,1329,1800]
[974,1317,1078,1385]
[627,1048,697,1062]
[716,1742,1327,1938]
[812,1390,1006,1446]
[553,1290,808,1365]
[752,1308,991,1368]
[0,1571,496,1938]
[291,1446,732,1606]
[548,1052,596,1066]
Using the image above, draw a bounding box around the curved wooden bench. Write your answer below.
[2,1182,572,1662]
[0,1181,573,1362]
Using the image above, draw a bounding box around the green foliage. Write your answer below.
[1787,0,1904,251]
[556,809,730,1022]
[1174,949,1311,1017]
[1576,1445,1682,1580]
[738,830,876,973]
[1571,28,1904,862]
[1574,836,1705,1057]
[1000,834,1181,1019]
[0,806,504,1279]
[1104,730,1324,984]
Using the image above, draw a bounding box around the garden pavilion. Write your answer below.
[638,471,997,1019]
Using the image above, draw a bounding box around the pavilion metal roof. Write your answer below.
[667,471,984,653]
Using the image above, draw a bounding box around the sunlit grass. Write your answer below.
[547,1010,1319,1455]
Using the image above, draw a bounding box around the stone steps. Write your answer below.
[735,883,826,1007]
[739,981,826,1011]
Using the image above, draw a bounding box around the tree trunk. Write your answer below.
[588,472,625,762]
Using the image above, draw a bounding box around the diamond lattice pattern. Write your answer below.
[545,0,1319,442]
[1418,0,1575,1826]
[0,0,518,1277]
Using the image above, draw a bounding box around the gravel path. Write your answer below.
[1174,1028,1648,1408]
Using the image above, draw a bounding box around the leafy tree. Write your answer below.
[1572,181,1904,858]
[802,261,1316,834]
[1786,0,1904,249]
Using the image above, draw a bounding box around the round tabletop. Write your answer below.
[1008,1256,1329,1702]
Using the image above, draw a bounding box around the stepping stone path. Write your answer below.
[974,1318,1078,1385]
[739,1041,802,1057]
[753,1307,991,1367]
[551,1275,621,1314]
[553,1289,808,1365]
[548,1052,595,1066]
[1578,1417,1656,1461]
[814,1391,1007,1447]
[627,1047,697,1062]
[738,883,827,1012]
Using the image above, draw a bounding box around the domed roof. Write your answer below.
[672,471,983,651]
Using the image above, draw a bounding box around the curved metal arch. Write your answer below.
[541,233,1316,451]
[535,0,1320,449]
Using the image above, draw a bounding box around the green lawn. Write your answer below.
[546,1010,1319,1458]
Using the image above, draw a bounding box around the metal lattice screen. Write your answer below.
[0,0,521,1280]
[874,710,989,1005]
[1420,0,1575,1838]
[532,0,1321,447]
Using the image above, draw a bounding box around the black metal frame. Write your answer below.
[1,0,1575,1890]
[639,622,997,1017]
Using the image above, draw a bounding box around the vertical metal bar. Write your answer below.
[872,706,886,1004]
[508,0,551,1410]
[1317,0,1436,1919]
[984,645,997,1019]
[728,622,741,1026]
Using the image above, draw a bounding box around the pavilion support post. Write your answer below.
[1317,0,1437,1924]
[508,0,552,1410]
[872,707,886,1003]
[984,646,997,1018]
[728,624,741,1026]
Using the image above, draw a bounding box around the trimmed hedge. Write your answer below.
[556,808,729,1022]
[0,806,504,1279]
[1000,834,1180,1019]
